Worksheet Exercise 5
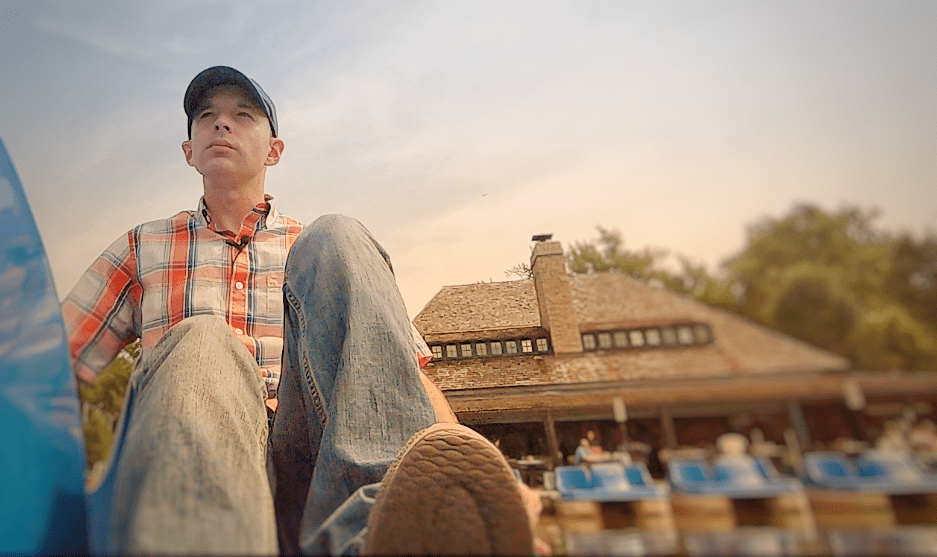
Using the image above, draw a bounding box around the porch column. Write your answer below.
[544,410,561,469]
[787,400,813,451]
[660,407,678,449]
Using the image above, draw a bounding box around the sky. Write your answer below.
[1,1,935,319]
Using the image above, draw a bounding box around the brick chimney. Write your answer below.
[530,240,583,354]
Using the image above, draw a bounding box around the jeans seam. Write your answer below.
[285,287,329,431]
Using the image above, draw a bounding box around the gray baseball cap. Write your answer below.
[184,66,278,138]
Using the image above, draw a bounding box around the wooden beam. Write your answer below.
[445,371,937,416]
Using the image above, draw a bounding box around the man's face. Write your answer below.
[182,85,283,182]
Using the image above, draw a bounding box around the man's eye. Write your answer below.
[198,111,213,120]
[238,112,254,118]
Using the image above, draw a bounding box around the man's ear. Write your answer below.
[182,141,195,167]
[265,137,285,166]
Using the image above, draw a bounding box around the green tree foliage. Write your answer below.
[83,405,113,466]
[884,234,937,328]
[78,340,140,467]
[725,204,937,370]
[553,203,937,371]
[772,275,856,355]
[567,226,666,278]
[564,226,736,310]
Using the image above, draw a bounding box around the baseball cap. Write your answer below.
[184,66,278,138]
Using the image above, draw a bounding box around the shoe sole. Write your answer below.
[364,423,534,556]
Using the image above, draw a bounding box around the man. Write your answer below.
[63,67,537,555]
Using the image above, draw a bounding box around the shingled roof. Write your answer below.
[414,280,540,334]
[414,271,850,392]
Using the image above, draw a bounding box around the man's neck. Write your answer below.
[202,175,266,232]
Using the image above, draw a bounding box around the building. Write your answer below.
[414,238,937,473]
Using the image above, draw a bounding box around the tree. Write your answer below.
[563,226,739,310]
[526,203,937,371]
[504,262,532,280]
[772,275,856,355]
[78,341,140,467]
[884,234,937,329]
[724,204,891,323]
[566,227,668,279]
[723,203,937,370]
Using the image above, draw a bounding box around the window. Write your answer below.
[446,344,458,358]
[597,332,612,349]
[613,331,629,348]
[677,326,694,345]
[431,345,443,360]
[505,340,518,354]
[460,343,473,357]
[629,330,645,347]
[694,324,712,343]
[475,342,488,357]
[645,328,661,346]
[536,338,549,352]
[582,334,596,350]
[661,327,677,346]
[521,339,533,353]
[490,341,502,356]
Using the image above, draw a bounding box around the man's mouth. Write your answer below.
[209,140,235,150]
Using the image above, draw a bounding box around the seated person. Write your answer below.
[64,66,543,555]
[574,430,606,465]
[714,433,763,487]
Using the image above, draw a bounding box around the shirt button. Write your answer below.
[235,281,244,290]
[235,328,244,335]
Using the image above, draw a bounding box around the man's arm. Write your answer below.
[410,323,458,423]
[61,232,140,383]
[419,371,458,424]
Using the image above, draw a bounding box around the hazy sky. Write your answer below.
[1,1,934,318]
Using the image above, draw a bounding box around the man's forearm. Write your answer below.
[419,371,458,424]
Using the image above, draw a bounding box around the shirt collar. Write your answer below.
[197,195,279,229]
[264,196,280,229]
[197,195,279,248]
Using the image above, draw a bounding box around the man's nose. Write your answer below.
[213,114,233,131]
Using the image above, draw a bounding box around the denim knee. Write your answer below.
[287,214,393,279]
[170,314,230,336]
[135,314,261,396]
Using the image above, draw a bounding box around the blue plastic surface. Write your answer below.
[669,458,801,498]
[803,450,937,495]
[855,451,937,489]
[624,462,656,487]
[555,463,666,501]
[0,138,88,553]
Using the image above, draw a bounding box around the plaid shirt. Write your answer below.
[63,197,435,397]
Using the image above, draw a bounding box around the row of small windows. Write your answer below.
[430,338,550,360]
[582,324,712,351]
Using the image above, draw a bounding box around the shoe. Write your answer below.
[364,423,535,556]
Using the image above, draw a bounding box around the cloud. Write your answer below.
[3,1,933,315]
[32,0,263,66]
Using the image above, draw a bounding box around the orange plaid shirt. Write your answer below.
[63,197,303,391]
[63,197,434,397]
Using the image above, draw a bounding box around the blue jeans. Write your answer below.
[103,215,437,555]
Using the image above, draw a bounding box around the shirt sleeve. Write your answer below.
[61,231,140,384]
[411,322,433,369]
